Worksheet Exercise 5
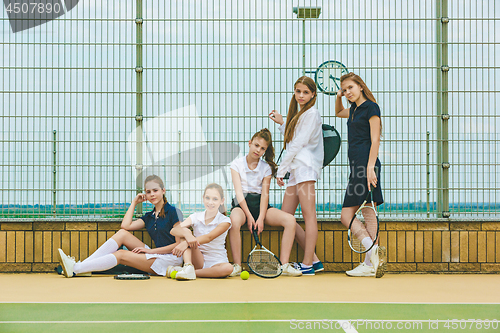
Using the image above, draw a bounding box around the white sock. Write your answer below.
[83,238,119,262]
[362,237,374,266]
[74,254,118,274]
[301,263,312,268]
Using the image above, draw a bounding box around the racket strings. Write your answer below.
[361,206,378,241]
[248,250,281,277]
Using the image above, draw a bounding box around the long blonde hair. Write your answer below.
[283,76,317,148]
[251,128,277,176]
[204,183,227,216]
[144,175,168,218]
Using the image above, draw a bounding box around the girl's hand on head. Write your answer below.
[337,89,344,98]
[277,177,285,187]
[367,167,378,191]
[133,193,146,204]
[131,247,150,254]
[172,241,188,257]
[268,110,284,125]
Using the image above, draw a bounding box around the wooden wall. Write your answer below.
[1,220,499,273]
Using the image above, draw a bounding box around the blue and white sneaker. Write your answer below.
[312,261,324,272]
[291,262,315,275]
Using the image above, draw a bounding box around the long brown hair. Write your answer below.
[283,76,317,148]
[144,175,168,218]
[340,72,382,134]
[251,128,277,176]
[204,183,227,216]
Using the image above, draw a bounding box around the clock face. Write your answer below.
[315,60,349,95]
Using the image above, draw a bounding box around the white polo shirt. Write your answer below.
[230,156,272,194]
[277,107,323,178]
[190,211,231,262]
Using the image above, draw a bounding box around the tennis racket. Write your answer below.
[114,273,150,280]
[247,228,282,278]
[347,190,380,254]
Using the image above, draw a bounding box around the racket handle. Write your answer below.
[252,228,261,246]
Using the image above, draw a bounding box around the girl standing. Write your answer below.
[169,183,233,280]
[336,72,386,278]
[58,175,183,277]
[228,128,302,277]
[269,76,324,275]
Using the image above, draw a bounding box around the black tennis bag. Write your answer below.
[277,124,341,178]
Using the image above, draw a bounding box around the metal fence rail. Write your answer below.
[1,0,498,219]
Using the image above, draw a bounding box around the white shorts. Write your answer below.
[145,253,183,276]
[202,253,229,269]
[287,166,318,187]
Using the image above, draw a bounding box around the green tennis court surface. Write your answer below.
[1,303,498,332]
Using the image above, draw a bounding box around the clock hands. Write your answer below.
[330,74,340,90]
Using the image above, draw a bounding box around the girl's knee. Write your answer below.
[283,215,296,229]
[114,229,130,240]
[222,263,233,276]
[112,250,127,263]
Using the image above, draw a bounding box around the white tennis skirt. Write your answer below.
[145,253,183,276]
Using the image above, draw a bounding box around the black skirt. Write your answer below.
[231,193,272,221]
[342,159,384,207]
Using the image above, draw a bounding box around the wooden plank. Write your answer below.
[88,231,98,257]
[415,231,423,262]
[80,232,89,261]
[423,231,433,262]
[71,232,80,261]
[387,231,396,263]
[450,231,460,263]
[433,231,442,262]
[469,231,478,263]
[486,232,495,262]
[270,230,281,259]
[34,231,42,263]
[25,231,33,263]
[406,231,414,262]
[477,231,486,262]
[15,231,25,263]
[61,232,71,255]
[397,231,406,262]
[459,231,469,262]
[52,231,61,263]
[98,231,107,248]
[0,232,6,262]
[333,231,342,262]
[441,231,450,262]
[7,232,16,262]
[43,231,52,262]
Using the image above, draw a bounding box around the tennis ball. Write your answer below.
[170,271,177,279]
[240,271,249,280]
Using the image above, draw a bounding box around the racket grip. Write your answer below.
[252,229,261,245]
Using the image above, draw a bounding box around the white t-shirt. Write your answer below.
[230,156,272,194]
[277,107,323,178]
[189,211,231,262]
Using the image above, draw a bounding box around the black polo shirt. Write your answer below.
[347,99,381,164]
[140,203,183,248]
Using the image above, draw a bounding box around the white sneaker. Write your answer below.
[346,262,375,277]
[175,263,196,280]
[370,245,387,278]
[229,263,242,277]
[58,249,76,278]
[167,265,183,278]
[281,263,302,277]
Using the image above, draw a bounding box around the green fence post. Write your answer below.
[135,0,144,215]
[436,0,450,218]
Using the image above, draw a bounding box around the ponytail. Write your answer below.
[251,128,277,176]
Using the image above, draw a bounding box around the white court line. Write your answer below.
[0,301,497,304]
[337,320,359,333]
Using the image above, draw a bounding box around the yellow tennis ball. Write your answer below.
[170,271,177,279]
[240,271,249,280]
